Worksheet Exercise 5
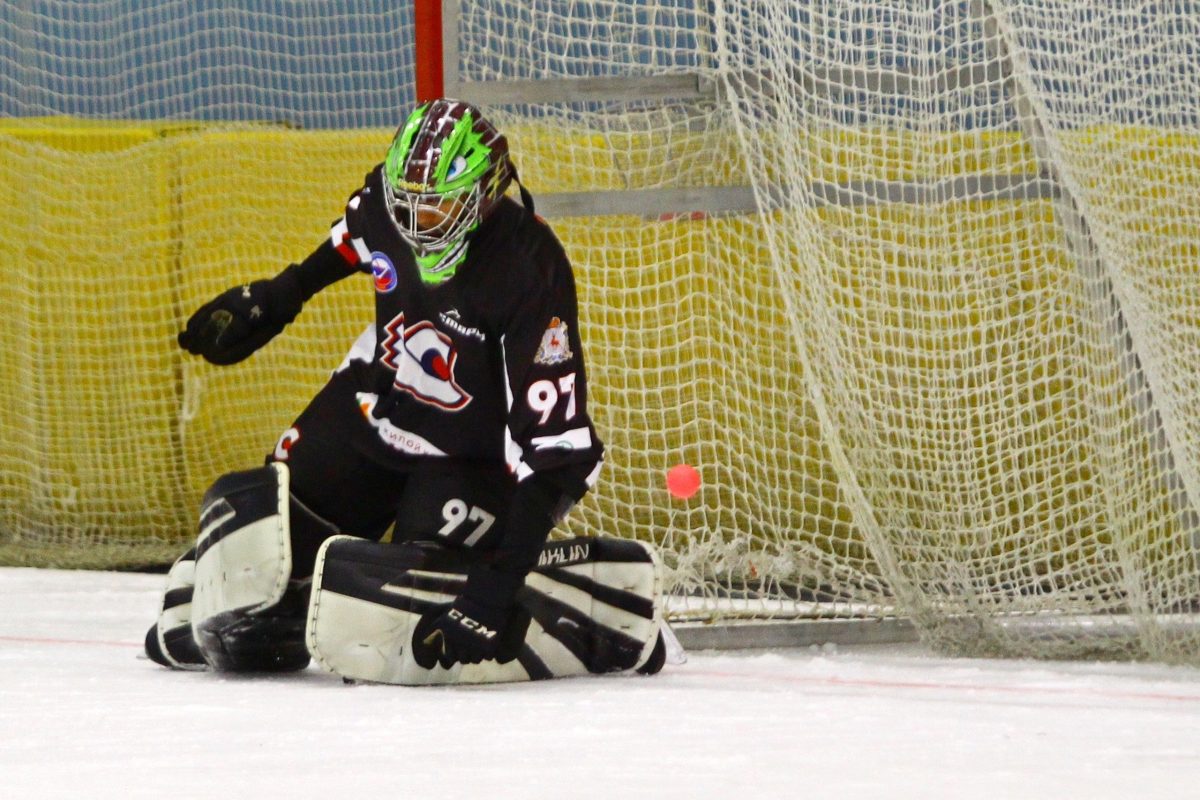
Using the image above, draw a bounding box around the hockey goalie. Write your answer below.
[143,99,676,684]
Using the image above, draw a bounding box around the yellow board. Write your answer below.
[0,122,182,565]
[1,120,1198,576]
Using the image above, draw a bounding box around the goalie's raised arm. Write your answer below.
[177,237,356,365]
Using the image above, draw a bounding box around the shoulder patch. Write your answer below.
[371,251,398,292]
[534,317,573,365]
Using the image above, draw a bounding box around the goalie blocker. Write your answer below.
[307,534,674,685]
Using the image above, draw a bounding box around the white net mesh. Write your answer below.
[0,2,414,567]
[3,1,1200,662]
[454,0,1200,661]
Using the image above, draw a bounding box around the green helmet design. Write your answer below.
[381,99,513,283]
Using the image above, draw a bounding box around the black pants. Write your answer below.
[270,365,515,578]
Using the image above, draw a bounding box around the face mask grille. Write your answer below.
[382,179,483,255]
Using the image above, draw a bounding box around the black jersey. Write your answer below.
[326,164,603,485]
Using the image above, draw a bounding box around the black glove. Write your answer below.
[413,567,529,669]
[177,267,305,365]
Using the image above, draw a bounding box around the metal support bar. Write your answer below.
[809,173,1057,209]
[536,186,756,218]
[446,61,1005,108]
[729,60,1008,101]
[440,0,461,96]
[674,617,918,650]
[534,173,1056,219]
[450,74,717,106]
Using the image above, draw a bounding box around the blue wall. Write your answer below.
[2,2,1195,130]
[0,1,416,128]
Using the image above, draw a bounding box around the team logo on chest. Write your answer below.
[380,313,473,411]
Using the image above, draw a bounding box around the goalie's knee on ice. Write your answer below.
[190,463,310,672]
[194,579,311,672]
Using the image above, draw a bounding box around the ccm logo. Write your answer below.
[449,608,497,639]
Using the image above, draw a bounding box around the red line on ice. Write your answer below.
[0,634,141,648]
[681,667,1200,704]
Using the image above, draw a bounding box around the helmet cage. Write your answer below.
[381,178,483,255]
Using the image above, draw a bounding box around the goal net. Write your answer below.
[3,1,1200,664]
[445,0,1200,662]
[0,2,416,569]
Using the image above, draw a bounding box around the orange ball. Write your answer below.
[666,463,701,499]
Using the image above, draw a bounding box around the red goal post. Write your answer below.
[414,0,446,103]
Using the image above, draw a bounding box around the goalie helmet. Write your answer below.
[382,98,514,283]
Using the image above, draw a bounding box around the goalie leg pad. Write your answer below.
[522,536,665,677]
[145,546,206,670]
[191,463,310,672]
[305,536,667,685]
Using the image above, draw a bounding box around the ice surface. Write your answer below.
[3,566,1200,799]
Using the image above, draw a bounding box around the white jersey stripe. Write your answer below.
[330,217,372,265]
[584,459,603,488]
[356,393,448,457]
[500,335,534,482]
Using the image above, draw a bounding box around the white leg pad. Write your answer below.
[191,462,292,641]
[306,536,667,685]
[152,547,206,670]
